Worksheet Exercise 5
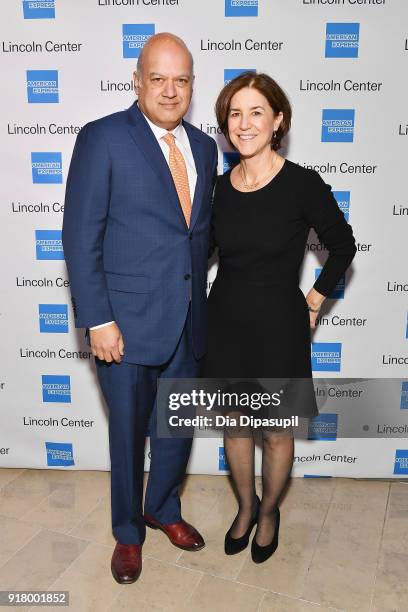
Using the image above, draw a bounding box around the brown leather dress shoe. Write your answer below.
[111,542,142,584]
[144,514,205,551]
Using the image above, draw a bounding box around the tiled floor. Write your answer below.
[0,468,407,611]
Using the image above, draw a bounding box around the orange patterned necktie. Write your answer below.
[162,132,192,227]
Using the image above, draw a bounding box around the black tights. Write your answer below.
[224,421,294,546]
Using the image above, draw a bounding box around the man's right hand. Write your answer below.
[90,323,124,363]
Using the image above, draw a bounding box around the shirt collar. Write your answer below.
[139,105,184,143]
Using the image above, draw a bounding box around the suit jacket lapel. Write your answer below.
[126,102,187,228]
[184,120,205,231]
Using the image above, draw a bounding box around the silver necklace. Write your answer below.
[239,153,278,190]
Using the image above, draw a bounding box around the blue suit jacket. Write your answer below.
[62,102,218,365]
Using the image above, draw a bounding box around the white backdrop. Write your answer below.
[0,0,407,477]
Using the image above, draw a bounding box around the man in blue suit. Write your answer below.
[62,33,218,584]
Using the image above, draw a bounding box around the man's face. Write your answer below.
[134,41,194,130]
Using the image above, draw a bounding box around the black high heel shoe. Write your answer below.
[251,507,280,563]
[224,495,260,555]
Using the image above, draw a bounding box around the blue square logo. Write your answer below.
[308,413,338,441]
[224,68,255,85]
[394,449,408,475]
[223,152,240,173]
[400,382,408,410]
[225,0,258,17]
[39,304,68,333]
[325,23,359,58]
[321,109,355,143]
[23,0,55,19]
[27,70,59,103]
[31,152,62,184]
[36,230,64,260]
[312,342,342,372]
[315,268,345,299]
[46,442,74,467]
[42,375,71,403]
[218,447,229,471]
[333,190,350,221]
[122,24,155,58]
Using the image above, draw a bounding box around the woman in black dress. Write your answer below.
[202,73,357,563]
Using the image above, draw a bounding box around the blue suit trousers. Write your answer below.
[96,307,198,545]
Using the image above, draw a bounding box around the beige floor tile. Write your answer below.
[0,515,41,568]
[0,472,404,612]
[0,468,25,489]
[184,574,264,612]
[69,495,115,547]
[178,476,334,586]
[260,591,339,611]
[253,476,336,523]
[371,550,408,612]
[70,474,223,563]
[107,557,202,611]
[179,474,226,526]
[278,477,336,508]
[34,469,110,494]
[236,478,332,595]
[371,484,408,612]
[176,487,251,580]
[71,494,185,564]
[379,482,408,554]
[182,474,231,494]
[302,479,389,612]
[236,519,322,596]
[43,542,123,612]
[0,469,65,519]
[388,482,408,518]
[0,529,88,590]
[21,472,108,533]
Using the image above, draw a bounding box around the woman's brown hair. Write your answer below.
[215,72,292,151]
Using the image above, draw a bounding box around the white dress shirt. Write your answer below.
[90,109,197,330]
[143,112,197,202]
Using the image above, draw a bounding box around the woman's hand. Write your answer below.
[305,288,325,329]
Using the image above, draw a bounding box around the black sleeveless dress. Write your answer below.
[201,159,357,418]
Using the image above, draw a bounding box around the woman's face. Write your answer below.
[227,86,283,158]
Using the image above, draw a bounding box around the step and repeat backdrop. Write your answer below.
[0,0,407,477]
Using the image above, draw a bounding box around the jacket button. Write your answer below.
[184,274,191,280]
[189,235,193,240]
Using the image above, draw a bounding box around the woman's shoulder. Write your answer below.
[283,159,317,180]
[283,159,329,191]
